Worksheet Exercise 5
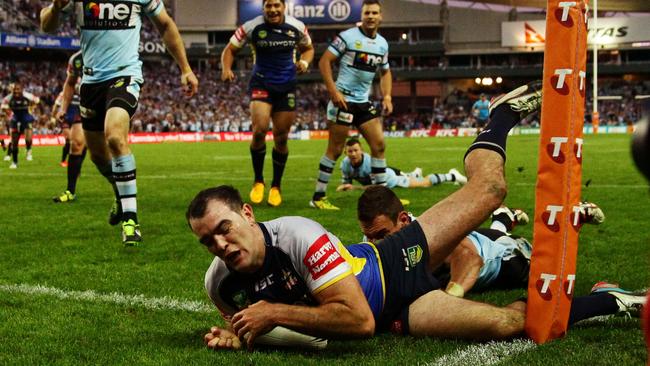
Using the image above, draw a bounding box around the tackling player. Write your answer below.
[221,0,314,207]
[335,138,467,194]
[1,82,40,169]
[41,0,198,246]
[188,82,644,350]
[53,51,87,203]
[310,0,392,210]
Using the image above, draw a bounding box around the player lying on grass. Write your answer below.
[335,137,467,192]
[357,185,604,298]
[187,82,645,351]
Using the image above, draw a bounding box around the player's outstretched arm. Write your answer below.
[40,0,69,33]
[231,274,374,350]
[417,149,507,271]
[150,8,198,97]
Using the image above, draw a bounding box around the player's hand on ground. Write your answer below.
[382,96,393,115]
[181,71,198,97]
[204,326,242,350]
[336,183,354,192]
[231,300,276,351]
[330,90,348,111]
[221,69,236,83]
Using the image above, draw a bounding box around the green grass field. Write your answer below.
[0,134,648,365]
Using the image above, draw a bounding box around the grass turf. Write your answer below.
[0,134,648,365]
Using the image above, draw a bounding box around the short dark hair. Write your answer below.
[186,185,244,225]
[363,0,381,7]
[357,186,404,225]
[345,137,361,147]
[263,0,285,5]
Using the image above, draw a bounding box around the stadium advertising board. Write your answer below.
[0,33,80,49]
[238,0,362,25]
[501,16,650,47]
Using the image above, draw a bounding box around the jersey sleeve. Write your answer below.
[275,217,352,294]
[230,18,256,49]
[143,0,164,17]
[380,40,390,71]
[204,258,239,316]
[293,19,312,48]
[327,33,347,57]
[340,159,352,184]
[67,52,83,78]
[23,92,39,104]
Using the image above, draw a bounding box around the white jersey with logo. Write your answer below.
[205,216,352,315]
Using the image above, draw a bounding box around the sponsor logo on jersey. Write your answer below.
[78,1,138,30]
[354,40,362,49]
[287,93,295,108]
[286,30,295,38]
[401,245,423,270]
[111,78,126,88]
[259,30,268,39]
[303,234,345,280]
[256,39,297,48]
[232,289,250,309]
[353,51,384,72]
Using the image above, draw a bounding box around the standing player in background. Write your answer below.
[53,51,87,204]
[472,93,490,128]
[221,0,314,207]
[310,0,392,210]
[41,0,198,246]
[1,82,40,169]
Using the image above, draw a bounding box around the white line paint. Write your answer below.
[0,283,214,313]
[425,339,537,366]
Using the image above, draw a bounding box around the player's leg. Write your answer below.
[9,126,19,168]
[408,289,525,340]
[105,106,141,246]
[568,282,646,325]
[54,122,86,203]
[249,101,273,204]
[24,125,33,161]
[310,121,348,210]
[60,126,71,166]
[267,109,295,207]
[358,117,387,185]
[416,82,542,271]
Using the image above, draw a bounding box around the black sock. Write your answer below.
[568,293,619,326]
[96,162,120,199]
[250,145,266,183]
[67,154,84,194]
[465,105,520,162]
[6,142,12,156]
[492,212,515,232]
[25,139,32,151]
[271,149,288,188]
[62,139,70,163]
[11,145,18,163]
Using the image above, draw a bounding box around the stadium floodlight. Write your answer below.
[475,78,482,84]
[481,77,493,86]
[496,77,503,84]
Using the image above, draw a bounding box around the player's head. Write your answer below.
[361,0,382,34]
[357,186,411,243]
[186,185,265,273]
[344,138,364,165]
[263,0,285,25]
[480,93,486,100]
[12,82,22,96]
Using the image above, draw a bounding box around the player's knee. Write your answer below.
[370,141,386,156]
[491,310,525,339]
[70,139,84,154]
[106,135,126,154]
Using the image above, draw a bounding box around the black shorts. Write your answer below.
[376,221,441,334]
[80,76,142,132]
[248,78,296,112]
[327,101,380,127]
[10,116,34,134]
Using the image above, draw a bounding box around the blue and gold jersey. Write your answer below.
[328,27,389,103]
[59,0,164,84]
[338,242,385,321]
[230,15,311,87]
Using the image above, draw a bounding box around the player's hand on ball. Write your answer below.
[204,326,242,350]
[231,300,276,351]
[221,69,236,83]
[181,71,198,97]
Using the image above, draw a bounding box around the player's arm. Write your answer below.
[295,26,314,74]
[444,238,483,297]
[231,274,374,350]
[40,0,69,33]
[220,43,241,82]
[149,7,198,97]
[379,68,392,115]
[57,74,76,120]
[319,50,347,110]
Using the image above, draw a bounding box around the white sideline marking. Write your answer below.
[0,283,214,313]
[425,339,536,366]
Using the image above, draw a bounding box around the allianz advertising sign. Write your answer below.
[238,0,362,25]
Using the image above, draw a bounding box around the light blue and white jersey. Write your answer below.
[60,0,164,84]
[341,152,404,188]
[328,27,389,103]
